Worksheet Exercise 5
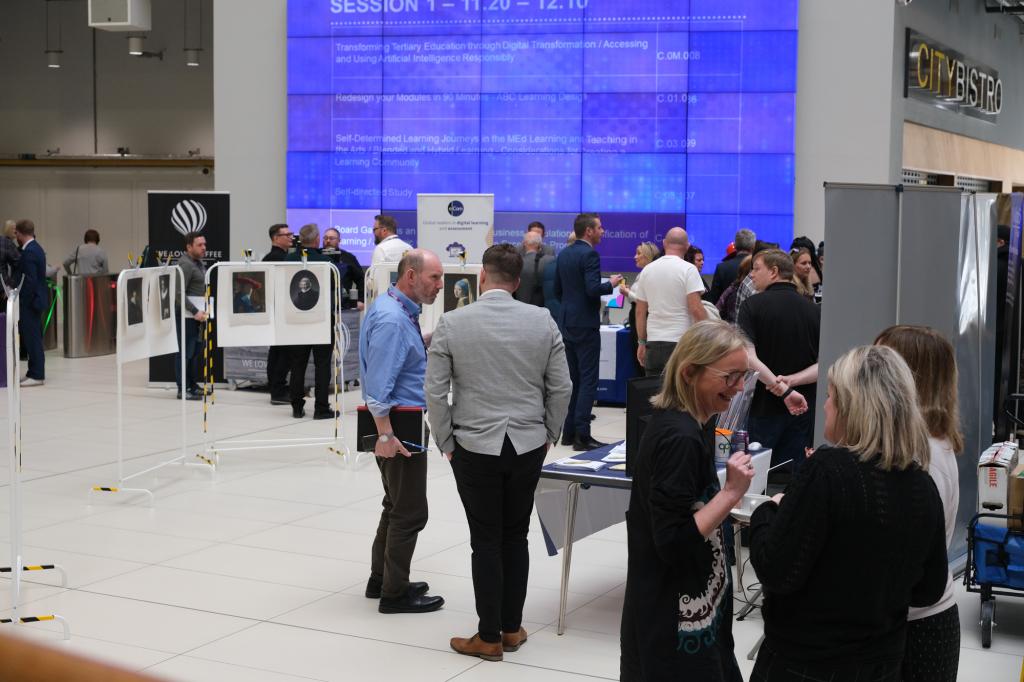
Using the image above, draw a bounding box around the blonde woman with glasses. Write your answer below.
[875,325,963,682]
[620,321,754,682]
[748,345,949,682]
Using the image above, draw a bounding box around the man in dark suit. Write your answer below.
[14,219,48,386]
[263,223,292,405]
[553,213,622,450]
[707,228,756,303]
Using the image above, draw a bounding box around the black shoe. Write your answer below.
[560,434,575,446]
[292,405,306,419]
[270,396,290,405]
[378,592,445,614]
[573,436,608,451]
[365,578,428,599]
[313,409,339,420]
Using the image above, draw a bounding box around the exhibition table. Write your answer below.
[537,442,771,635]
[597,324,635,405]
[537,441,631,635]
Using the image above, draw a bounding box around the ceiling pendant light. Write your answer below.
[44,0,63,69]
[183,0,203,67]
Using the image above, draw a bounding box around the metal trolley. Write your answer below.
[963,512,1024,648]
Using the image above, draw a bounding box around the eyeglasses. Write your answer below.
[704,366,754,388]
[275,232,293,239]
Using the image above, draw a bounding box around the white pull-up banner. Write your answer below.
[416,193,494,265]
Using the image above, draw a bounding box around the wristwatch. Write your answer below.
[638,339,647,345]
[378,433,394,443]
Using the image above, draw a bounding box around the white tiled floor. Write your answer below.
[0,353,1019,681]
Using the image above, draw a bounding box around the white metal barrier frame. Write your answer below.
[90,264,212,505]
[1,283,70,639]
[201,255,352,465]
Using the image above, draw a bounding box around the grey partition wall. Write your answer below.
[818,184,997,560]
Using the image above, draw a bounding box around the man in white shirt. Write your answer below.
[371,215,413,265]
[633,227,707,375]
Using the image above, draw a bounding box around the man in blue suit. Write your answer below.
[554,213,622,450]
[14,220,48,386]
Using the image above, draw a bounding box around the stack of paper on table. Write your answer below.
[551,457,606,471]
[602,442,627,463]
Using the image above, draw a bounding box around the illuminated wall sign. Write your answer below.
[905,29,1002,122]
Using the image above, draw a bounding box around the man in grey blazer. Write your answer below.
[426,243,572,662]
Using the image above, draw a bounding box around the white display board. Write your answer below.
[416,193,494,264]
[118,266,182,364]
[215,261,332,347]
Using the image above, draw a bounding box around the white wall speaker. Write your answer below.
[88,0,152,32]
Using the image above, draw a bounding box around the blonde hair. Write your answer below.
[651,320,748,416]
[874,325,964,453]
[793,276,814,298]
[636,241,659,265]
[827,345,931,471]
[790,247,814,297]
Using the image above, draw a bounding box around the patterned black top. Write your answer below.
[620,408,742,682]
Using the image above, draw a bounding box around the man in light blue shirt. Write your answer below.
[359,248,445,614]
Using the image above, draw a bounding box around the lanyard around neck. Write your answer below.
[387,288,425,351]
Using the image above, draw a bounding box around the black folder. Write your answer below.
[356,405,429,453]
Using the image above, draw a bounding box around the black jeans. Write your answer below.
[174,318,200,392]
[371,451,429,599]
[289,343,332,413]
[451,436,546,643]
[266,345,290,399]
[748,410,814,475]
[643,341,676,376]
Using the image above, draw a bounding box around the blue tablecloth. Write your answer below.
[536,441,631,555]
[596,325,635,405]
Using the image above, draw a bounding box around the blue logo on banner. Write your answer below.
[447,200,464,217]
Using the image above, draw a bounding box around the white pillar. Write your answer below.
[213,0,288,255]
[794,0,901,245]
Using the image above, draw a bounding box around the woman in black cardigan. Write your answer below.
[620,320,754,681]
[748,345,949,682]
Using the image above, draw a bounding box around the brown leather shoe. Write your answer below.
[501,627,528,652]
[450,634,503,661]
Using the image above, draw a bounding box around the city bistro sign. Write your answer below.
[905,29,1002,122]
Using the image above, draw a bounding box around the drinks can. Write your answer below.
[729,429,749,456]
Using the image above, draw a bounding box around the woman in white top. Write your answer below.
[875,325,962,682]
